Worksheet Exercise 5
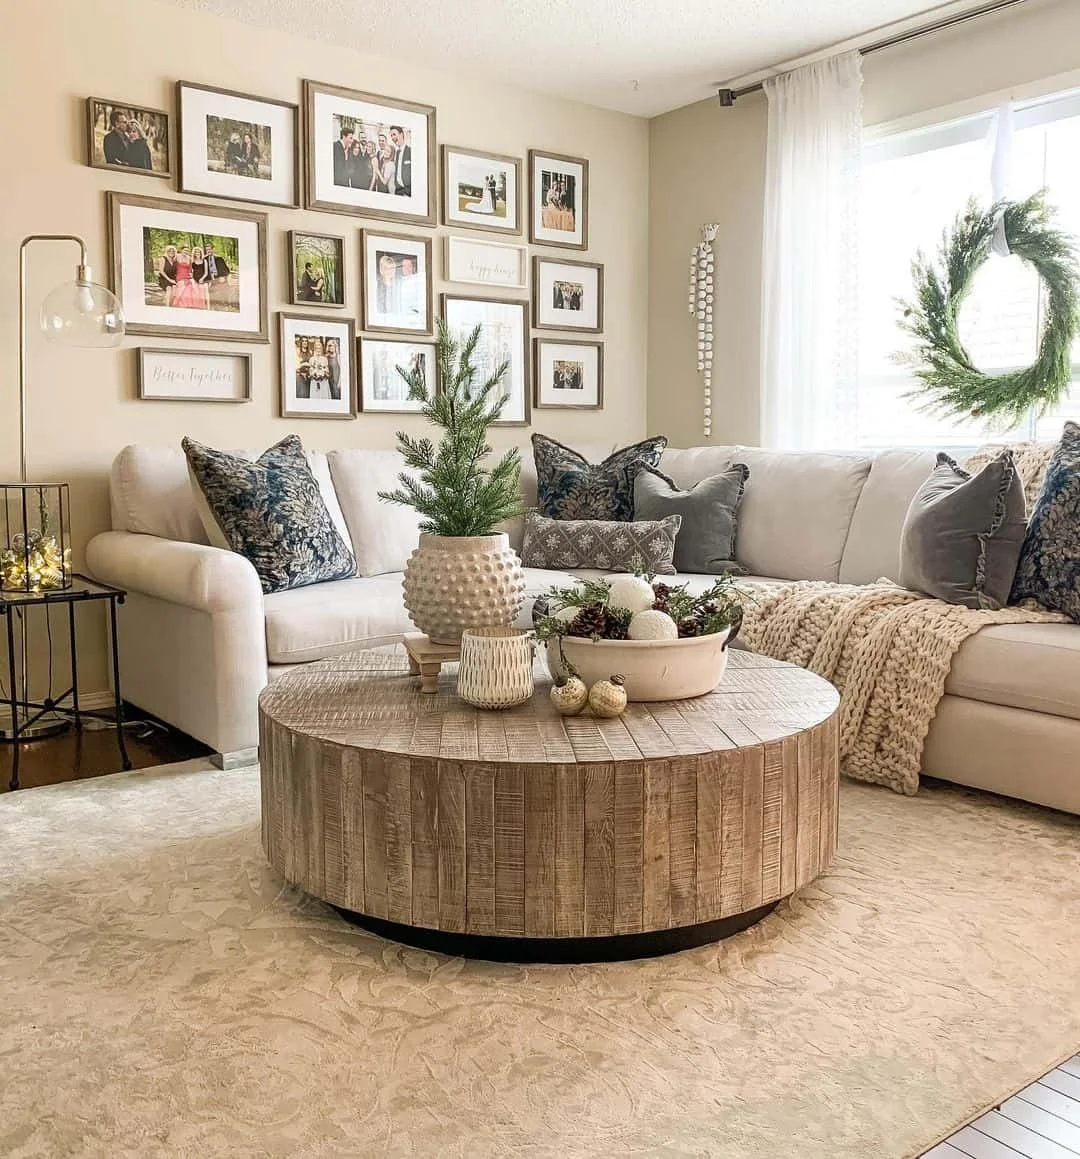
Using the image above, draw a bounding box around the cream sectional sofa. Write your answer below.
[85,442,1080,814]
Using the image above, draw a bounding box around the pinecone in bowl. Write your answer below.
[567,604,607,638]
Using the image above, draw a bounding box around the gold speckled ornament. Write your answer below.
[588,674,628,718]
[550,675,588,715]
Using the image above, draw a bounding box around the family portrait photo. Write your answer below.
[360,338,436,413]
[442,295,529,426]
[109,192,268,341]
[442,147,521,234]
[177,83,298,207]
[290,231,345,307]
[87,98,170,177]
[529,149,589,249]
[142,228,239,312]
[534,256,603,332]
[362,231,432,334]
[279,314,356,418]
[305,81,436,224]
[535,338,603,410]
[206,115,271,180]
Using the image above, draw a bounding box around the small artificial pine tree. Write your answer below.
[378,320,524,537]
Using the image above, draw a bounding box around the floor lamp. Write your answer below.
[0,235,125,741]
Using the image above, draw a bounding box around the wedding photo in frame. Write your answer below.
[534,338,603,410]
[108,192,269,342]
[177,82,298,208]
[361,229,433,336]
[304,80,436,224]
[86,97,171,178]
[289,230,346,307]
[441,145,522,235]
[528,148,589,250]
[279,312,357,419]
[359,336,437,414]
[441,294,530,427]
[533,255,603,332]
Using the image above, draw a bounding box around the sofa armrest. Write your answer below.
[85,531,262,614]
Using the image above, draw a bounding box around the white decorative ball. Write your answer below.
[606,574,655,615]
[628,609,679,641]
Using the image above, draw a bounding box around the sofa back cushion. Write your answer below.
[110,444,353,555]
[839,448,938,584]
[328,449,423,577]
[732,449,871,581]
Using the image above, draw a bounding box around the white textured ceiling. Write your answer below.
[165,0,1009,117]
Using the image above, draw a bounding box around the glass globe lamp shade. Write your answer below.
[40,279,124,348]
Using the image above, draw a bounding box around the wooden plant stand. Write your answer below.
[403,633,461,694]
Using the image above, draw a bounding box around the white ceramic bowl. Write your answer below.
[545,626,733,702]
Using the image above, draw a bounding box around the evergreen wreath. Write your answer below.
[899,191,1080,425]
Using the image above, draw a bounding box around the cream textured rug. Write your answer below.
[2,761,1079,1158]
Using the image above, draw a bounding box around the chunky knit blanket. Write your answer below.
[739,581,1066,796]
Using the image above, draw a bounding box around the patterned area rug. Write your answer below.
[2,760,1079,1158]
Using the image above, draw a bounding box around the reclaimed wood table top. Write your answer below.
[258,645,840,764]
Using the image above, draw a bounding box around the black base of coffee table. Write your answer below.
[334,901,779,963]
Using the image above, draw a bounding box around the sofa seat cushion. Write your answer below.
[265,567,580,664]
[945,622,1080,721]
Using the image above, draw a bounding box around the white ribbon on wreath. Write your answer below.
[990,100,1016,257]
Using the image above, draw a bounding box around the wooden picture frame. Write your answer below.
[440,144,522,235]
[528,148,589,250]
[360,229,434,336]
[533,338,603,410]
[532,256,604,332]
[136,347,252,402]
[359,336,438,414]
[303,80,437,225]
[177,81,299,208]
[107,191,269,343]
[445,236,527,290]
[440,294,530,427]
[278,312,357,419]
[86,97,171,179]
[288,230,346,308]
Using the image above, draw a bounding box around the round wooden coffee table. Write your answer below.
[259,646,840,961]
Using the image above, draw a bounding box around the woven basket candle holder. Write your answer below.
[457,627,535,710]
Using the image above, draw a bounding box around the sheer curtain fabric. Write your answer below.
[760,52,863,449]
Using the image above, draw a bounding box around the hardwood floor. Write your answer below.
[925,1058,1080,1157]
[0,705,212,792]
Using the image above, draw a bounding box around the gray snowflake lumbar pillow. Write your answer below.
[521,511,682,575]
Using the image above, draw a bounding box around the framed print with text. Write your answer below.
[137,348,251,402]
[445,236,527,289]
[441,294,529,426]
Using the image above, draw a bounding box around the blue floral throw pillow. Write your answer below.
[183,434,355,594]
[1011,421,1080,620]
[532,434,667,521]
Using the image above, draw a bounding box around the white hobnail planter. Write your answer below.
[403,533,526,646]
[545,627,734,702]
[458,627,535,709]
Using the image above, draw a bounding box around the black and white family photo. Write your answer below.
[333,119,412,195]
[89,100,170,175]
[552,358,584,392]
[553,279,584,311]
[207,116,271,180]
[294,335,344,400]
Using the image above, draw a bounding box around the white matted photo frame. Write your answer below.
[108,192,269,342]
[361,229,433,336]
[528,149,589,250]
[304,80,436,224]
[137,348,252,402]
[441,294,530,427]
[87,97,171,178]
[445,236,527,290]
[533,256,603,332]
[177,82,299,208]
[289,230,346,307]
[359,336,437,413]
[279,313,357,419]
[441,145,522,234]
[534,338,603,410]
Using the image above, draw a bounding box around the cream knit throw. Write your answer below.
[739,581,1066,796]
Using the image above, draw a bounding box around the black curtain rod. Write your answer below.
[717,0,1029,105]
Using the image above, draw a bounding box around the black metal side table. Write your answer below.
[1,573,132,791]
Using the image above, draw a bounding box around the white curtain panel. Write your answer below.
[760,52,863,450]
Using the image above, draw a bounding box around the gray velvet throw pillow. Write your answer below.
[898,450,1026,610]
[521,511,681,575]
[633,465,749,575]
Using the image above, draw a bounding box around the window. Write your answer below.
[856,90,1080,449]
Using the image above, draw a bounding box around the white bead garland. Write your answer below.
[687,224,718,439]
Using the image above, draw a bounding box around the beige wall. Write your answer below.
[646,0,1080,449]
[1,0,649,699]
